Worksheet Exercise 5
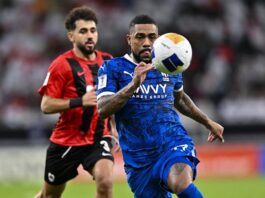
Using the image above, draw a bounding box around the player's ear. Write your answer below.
[126,34,131,45]
[67,31,74,42]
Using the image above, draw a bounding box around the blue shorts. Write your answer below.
[125,144,199,198]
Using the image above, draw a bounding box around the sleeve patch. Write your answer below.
[98,74,107,89]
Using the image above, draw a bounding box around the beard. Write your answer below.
[132,49,152,64]
[77,42,95,55]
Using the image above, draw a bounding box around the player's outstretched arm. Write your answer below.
[97,62,153,118]
[173,90,224,143]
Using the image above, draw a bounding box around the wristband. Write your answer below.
[69,97,83,108]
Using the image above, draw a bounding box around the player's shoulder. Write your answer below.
[101,56,128,71]
[106,56,126,63]
[108,55,133,66]
[48,50,73,71]
[96,50,113,60]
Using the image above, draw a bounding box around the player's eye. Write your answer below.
[90,28,97,34]
[135,34,145,39]
[148,34,158,40]
[79,28,88,34]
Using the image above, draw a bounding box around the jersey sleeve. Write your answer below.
[38,58,68,98]
[174,73,184,92]
[96,60,118,99]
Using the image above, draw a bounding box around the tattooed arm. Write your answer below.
[97,81,138,118]
[174,90,224,143]
[174,90,210,125]
[97,62,154,118]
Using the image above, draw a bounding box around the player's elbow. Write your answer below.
[97,109,107,119]
[40,98,53,114]
[97,106,109,119]
[40,102,52,114]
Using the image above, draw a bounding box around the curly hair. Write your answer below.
[65,6,98,31]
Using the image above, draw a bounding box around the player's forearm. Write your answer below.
[41,95,82,114]
[174,92,211,128]
[97,82,137,118]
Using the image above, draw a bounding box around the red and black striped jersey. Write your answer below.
[38,50,112,146]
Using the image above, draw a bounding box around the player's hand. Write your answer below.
[82,87,97,106]
[206,120,224,143]
[132,62,154,87]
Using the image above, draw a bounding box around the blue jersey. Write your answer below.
[97,54,194,168]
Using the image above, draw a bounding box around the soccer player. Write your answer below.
[35,6,116,198]
[97,15,224,198]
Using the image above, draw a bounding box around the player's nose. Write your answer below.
[143,37,152,47]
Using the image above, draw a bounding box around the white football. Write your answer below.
[151,33,192,74]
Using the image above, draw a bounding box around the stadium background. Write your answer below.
[0,0,264,197]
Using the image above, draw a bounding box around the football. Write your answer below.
[151,33,192,74]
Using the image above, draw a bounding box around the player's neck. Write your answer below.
[73,48,96,61]
[130,53,139,64]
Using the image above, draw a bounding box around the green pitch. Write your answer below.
[0,177,264,198]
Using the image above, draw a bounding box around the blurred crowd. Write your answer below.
[0,0,264,140]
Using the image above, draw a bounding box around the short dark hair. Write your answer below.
[65,6,98,31]
[129,15,157,32]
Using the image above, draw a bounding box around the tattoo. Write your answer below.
[97,81,138,118]
[174,91,194,117]
[174,90,209,126]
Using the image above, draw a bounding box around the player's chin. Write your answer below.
[86,46,95,52]
[84,48,95,55]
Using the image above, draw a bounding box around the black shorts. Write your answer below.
[44,137,114,185]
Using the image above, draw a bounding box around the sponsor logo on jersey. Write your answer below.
[77,71,86,76]
[132,83,168,100]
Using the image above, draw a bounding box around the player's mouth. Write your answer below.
[85,41,95,47]
[140,49,151,56]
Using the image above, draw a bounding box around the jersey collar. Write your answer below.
[123,54,137,65]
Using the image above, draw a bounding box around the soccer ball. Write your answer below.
[151,33,192,74]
